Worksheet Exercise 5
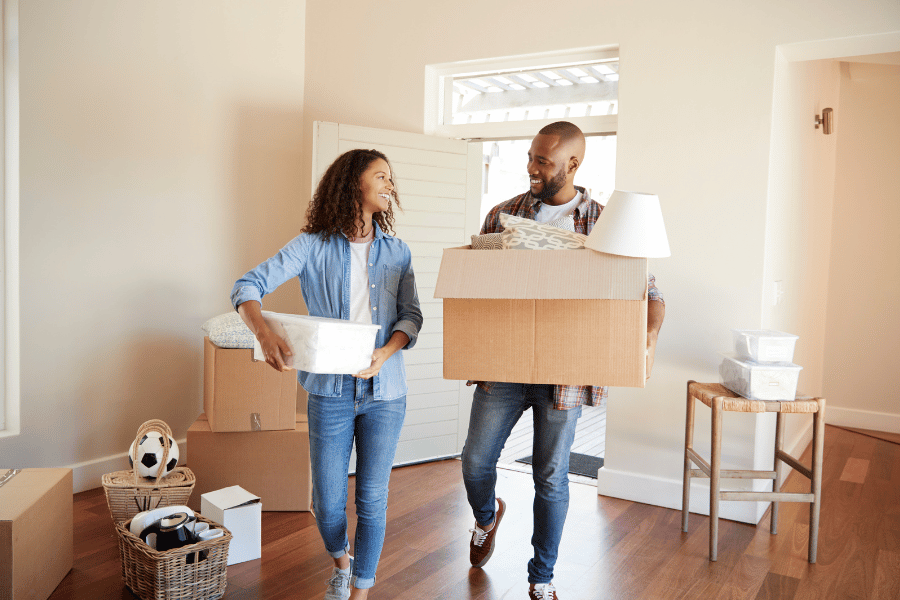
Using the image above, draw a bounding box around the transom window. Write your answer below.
[451,59,619,125]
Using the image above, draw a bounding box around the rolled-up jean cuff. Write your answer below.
[327,544,350,559]
[351,575,375,590]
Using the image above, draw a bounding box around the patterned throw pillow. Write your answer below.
[471,233,503,249]
[499,213,587,250]
[201,312,255,348]
[545,214,576,231]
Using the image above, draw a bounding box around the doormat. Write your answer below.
[515,452,604,478]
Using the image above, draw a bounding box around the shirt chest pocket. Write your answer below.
[380,265,401,304]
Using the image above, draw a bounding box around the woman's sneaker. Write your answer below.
[324,557,353,600]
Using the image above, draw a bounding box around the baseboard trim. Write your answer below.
[596,420,815,526]
[68,437,187,494]
[825,406,900,434]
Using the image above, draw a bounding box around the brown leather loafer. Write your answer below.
[469,497,506,568]
[528,583,558,599]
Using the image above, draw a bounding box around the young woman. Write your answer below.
[230,149,422,600]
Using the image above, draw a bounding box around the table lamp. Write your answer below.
[585,190,671,257]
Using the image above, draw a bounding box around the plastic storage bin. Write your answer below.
[254,311,381,374]
[732,329,799,363]
[719,354,802,401]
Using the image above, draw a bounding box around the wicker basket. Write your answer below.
[103,419,196,524]
[116,514,232,600]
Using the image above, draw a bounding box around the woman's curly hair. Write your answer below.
[303,149,400,240]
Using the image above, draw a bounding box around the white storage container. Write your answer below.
[732,329,799,363]
[253,311,381,374]
[719,354,802,401]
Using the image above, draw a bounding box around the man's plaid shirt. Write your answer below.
[475,187,665,410]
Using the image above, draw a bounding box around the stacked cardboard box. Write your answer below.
[188,337,311,512]
[0,468,73,600]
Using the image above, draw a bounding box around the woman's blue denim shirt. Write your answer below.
[230,222,422,401]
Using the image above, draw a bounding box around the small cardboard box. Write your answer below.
[204,336,298,432]
[434,247,648,387]
[0,468,73,600]
[200,486,261,566]
[187,412,311,512]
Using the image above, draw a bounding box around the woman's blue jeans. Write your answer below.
[307,375,406,590]
[461,382,582,585]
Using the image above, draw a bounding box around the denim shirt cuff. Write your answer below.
[392,321,419,350]
[231,285,263,311]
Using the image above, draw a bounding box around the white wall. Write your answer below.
[760,56,841,483]
[0,0,306,491]
[823,62,900,429]
[303,0,900,522]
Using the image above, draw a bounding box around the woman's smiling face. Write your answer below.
[360,158,394,216]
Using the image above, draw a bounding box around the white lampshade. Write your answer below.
[585,190,671,258]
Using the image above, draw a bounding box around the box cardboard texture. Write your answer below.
[435,247,648,387]
[0,468,73,600]
[187,413,311,512]
[204,336,297,432]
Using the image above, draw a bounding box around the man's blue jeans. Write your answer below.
[461,382,582,584]
[308,375,406,590]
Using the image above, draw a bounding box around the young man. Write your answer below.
[461,121,666,600]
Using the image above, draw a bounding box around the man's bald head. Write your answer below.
[537,121,586,163]
[527,121,586,204]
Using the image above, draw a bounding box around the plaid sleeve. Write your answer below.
[480,203,507,235]
[648,273,664,304]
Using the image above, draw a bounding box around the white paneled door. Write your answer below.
[312,122,481,467]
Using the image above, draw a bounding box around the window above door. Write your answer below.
[425,46,619,140]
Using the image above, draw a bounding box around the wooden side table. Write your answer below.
[681,381,825,562]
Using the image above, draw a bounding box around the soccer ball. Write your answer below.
[129,431,180,479]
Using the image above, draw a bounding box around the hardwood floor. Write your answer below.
[50,424,899,600]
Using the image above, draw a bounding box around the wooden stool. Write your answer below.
[681,381,825,562]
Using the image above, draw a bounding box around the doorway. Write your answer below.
[479,136,617,484]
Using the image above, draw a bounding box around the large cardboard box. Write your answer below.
[434,247,648,387]
[0,468,73,600]
[204,336,297,432]
[200,486,261,566]
[187,413,311,512]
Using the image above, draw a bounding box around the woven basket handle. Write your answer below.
[129,419,174,485]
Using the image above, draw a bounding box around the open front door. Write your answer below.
[312,121,482,466]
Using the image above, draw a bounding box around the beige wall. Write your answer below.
[303,0,900,519]
[762,56,841,460]
[0,0,306,490]
[823,62,900,425]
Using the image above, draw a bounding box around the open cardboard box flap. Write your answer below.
[434,246,647,300]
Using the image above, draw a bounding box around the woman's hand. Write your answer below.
[237,300,292,371]
[354,346,391,380]
[354,330,410,380]
[256,328,293,372]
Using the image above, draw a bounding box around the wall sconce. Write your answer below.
[815,108,834,134]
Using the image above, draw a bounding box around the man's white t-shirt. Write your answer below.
[535,190,583,224]
[348,238,373,324]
